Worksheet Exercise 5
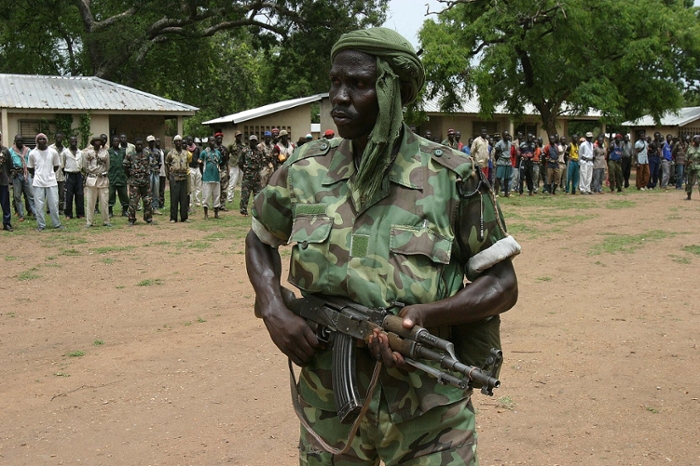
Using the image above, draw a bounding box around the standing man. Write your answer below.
[494,130,512,197]
[647,132,663,190]
[608,134,624,193]
[685,134,700,200]
[579,132,595,195]
[518,134,536,196]
[199,136,223,219]
[27,133,64,231]
[186,135,202,211]
[545,135,560,195]
[592,134,606,194]
[471,127,490,178]
[123,137,154,226]
[275,129,295,168]
[227,131,246,204]
[0,132,14,231]
[258,131,276,188]
[156,137,166,208]
[107,135,129,217]
[165,135,190,223]
[455,131,464,151]
[238,134,266,217]
[9,135,35,220]
[214,132,230,211]
[62,135,84,220]
[635,131,650,191]
[565,133,580,194]
[621,134,634,188]
[145,136,162,215]
[246,27,518,465]
[441,128,458,149]
[673,135,688,190]
[83,136,111,228]
[660,134,673,190]
[49,132,66,216]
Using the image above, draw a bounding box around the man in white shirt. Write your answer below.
[578,132,595,195]
[27,133,64,231]
[471,127,490,178]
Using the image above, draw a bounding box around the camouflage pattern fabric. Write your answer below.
[299,389,477,466]
[128,184,153,223]
[253,125,511,422]
[217,144,230,201]
[123,150,151,187]
[687,145,700,196]
[239,146,265,214]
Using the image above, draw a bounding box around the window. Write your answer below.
[472,122,499,138]
[19,119,56,148]
[514,124,537,139]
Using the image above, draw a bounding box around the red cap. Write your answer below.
[214,132,223,137]
[323,129,335,137]
[447,128,455,135]
[271,128,280,135]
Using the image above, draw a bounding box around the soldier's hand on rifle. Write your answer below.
[367,327,412,371]
[262,300,319,367]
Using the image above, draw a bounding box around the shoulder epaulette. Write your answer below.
[418,138,475,180]
[287,138,340,164]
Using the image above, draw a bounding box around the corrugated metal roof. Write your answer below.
[622,107,700,127]
[422,94,600,118]
[203,93,328,125]
[0,74,198,113]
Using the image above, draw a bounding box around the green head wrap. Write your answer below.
[331,27,425,205]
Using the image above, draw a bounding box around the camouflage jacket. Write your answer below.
[241,146,266,176]
[687,145,700,170]
[230,142,246,167]
[123,149,151,186]
[252,125,513,423]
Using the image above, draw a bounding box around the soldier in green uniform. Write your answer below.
[238,134,266,217]
[107,136,129,217]
[215,132,230,211]
[685,134,700,200]
[245,28,519,465]
[122,137,154,225]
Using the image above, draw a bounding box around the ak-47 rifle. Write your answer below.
[287,294,503,424]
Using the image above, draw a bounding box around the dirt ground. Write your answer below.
[1,186,699,466]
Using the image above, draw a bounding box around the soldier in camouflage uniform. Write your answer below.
[246,28,520,465]
[258,131,276,188]
[215,132,230,211]
[238,134,266,216]
[685,134,700,200]
[122,137,154,225]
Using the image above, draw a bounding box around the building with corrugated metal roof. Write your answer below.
[622,107,700,141]
[0,74,198,147]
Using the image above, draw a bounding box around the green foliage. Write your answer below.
[79,113,91,149]
[419,0,700,135]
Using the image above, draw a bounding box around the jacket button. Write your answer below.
[300,241,309,249]
[434,149,443,157]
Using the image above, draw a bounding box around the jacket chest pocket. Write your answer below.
[288,209,333,292]
[387,224,453,303]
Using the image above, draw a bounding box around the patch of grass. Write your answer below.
[204,231,227,241]
[197,316,206,323]
[6,312,16,318]
[91,245,135,254]
[536,276,552,282]
[115,285,126,289]
[498,395,516,410]
[189,241,211,250]
[93,340,104,346]
[645,406,659,414]
[670,255,691,264]
[54,372,70,377]
[46,255,57,260]
[42,262,62,268]
[183,321,192,326]
[605,200,636,210]
[60,248,81,256]
[589,230,674,255]
[66,350,85,358]
[143,240,171,247]
[137,278,164,286]
[102,258,117,265]
[18,268,41,281]
[5,255,18,261]
[683,245,700,255]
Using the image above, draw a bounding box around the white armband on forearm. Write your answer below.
[251,216,286,248]
[467,235,521,276]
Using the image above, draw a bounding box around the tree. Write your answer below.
[419,0,700,136]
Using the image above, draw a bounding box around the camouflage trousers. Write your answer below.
[299,388,478,466]
[128,184,153,223]
[239,172,261,215]
[687,169,699,196]
[220,164,230,205]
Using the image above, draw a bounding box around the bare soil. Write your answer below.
[1,188,699,466]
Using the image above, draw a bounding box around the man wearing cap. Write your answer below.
[145,136,162,215]
[275,129,295,168]
[123,137,155,225]
[323,129,335,140]
[214,132,230,211]
[441,128,458,149]
[83,135,111,227]
[227,131,246,203]
[199,136,223,219]
[165,135,190,222]
[578,132,595,194]
[257,131,276,188]
[27,133,64,231]
[246,27,519,465]
[238,134,266,216]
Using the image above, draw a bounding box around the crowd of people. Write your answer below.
[0,128,340,232]
[434,127,700,199]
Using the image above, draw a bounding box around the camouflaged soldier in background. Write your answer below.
[246,27,519,466]
[215,133,230,210]
[122,138,153,225]
[238,135,266,216]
